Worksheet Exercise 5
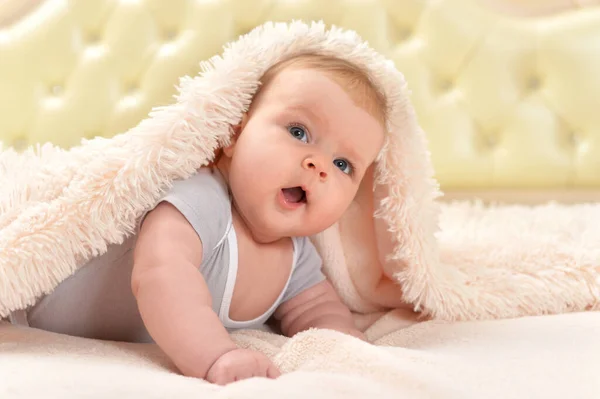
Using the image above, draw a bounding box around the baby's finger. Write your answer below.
[266,363,281,379]
[208,367,236,386]
[212,373,234,386]
[233,366,255,382]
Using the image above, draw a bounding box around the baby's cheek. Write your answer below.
[336,189,359,218]
[315,198,348,229]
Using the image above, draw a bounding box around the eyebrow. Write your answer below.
[287,104,327,131]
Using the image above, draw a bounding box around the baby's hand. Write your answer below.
[205,348,281,385]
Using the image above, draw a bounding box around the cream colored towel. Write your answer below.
[2,311,599,398]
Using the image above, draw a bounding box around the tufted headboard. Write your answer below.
[1,0,599,195]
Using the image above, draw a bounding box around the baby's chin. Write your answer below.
[236,200,339,240]
[263,220,334,241]
[242,214,327,241]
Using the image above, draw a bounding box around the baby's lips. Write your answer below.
[300,184,312,202]
[281,187,304,203]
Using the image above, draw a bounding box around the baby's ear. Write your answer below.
[232,113,249,136]
[223,113,249,157]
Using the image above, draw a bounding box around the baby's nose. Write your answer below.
[302,156,327,180]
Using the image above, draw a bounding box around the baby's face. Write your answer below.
[224,67,385,242]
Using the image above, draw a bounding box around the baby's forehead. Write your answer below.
[257,67,385,125]
[263,68,327,95]
[259,70,353,118]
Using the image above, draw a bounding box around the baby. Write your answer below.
[15,53,387,385]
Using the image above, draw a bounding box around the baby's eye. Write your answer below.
[288,125,308,143]
[333,158,353,175]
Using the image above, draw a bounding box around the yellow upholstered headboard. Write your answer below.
[1,0,599,191]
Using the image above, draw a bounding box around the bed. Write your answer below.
[1,0,599,397]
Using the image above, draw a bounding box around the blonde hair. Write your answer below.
[252,53,388,125]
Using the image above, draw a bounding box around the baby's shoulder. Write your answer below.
[166,168,230,209]
[172,167,228,195]
[153,168,232,252]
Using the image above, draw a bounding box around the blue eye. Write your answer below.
[334,158,353,175]
[288,125,308,143]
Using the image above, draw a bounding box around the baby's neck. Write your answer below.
[214,157,231,186]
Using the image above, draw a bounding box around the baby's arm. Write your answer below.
[131,202,238,378]
[273,280,366,340]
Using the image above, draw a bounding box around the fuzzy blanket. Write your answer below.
[436,200,600,319]
[2,309,599,398]
[1,21,598,325]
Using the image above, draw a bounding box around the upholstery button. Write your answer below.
[437,78,454,93]
[397,27,412,41]
[527,76,541,91]
[120,89,141,108]
[235,27,251,38]
[86,131,99,140]
[387,19,413,45]
[125,82,138,94]
[567,130,582,146]
[12,136,28,151]
[162,28,178,41]
[479,132,499,150]
[485,135,498,149]
[85,31,101,45]
[50,84,64,96]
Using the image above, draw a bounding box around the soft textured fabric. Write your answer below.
[20,168,325,339]
[0,21,442,323]
[2,310,599,399]
[1,20,599,330]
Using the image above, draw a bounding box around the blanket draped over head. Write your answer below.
[1,21,598,323]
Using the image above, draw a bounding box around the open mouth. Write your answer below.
[281,186,307,205]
